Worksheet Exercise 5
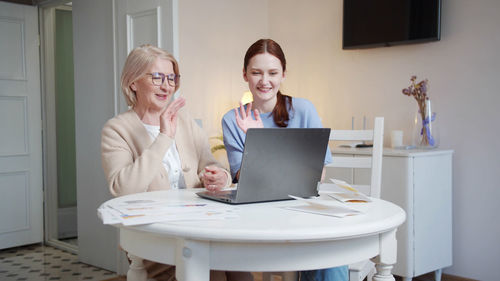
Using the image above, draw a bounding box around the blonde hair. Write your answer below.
[120,44,180,107]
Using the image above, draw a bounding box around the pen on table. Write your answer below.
[171,203,207,207]
[182,204,207,207]
[338,184,358,194]
[330,179,359,194]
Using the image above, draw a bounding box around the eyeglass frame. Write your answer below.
[145,72,180,87]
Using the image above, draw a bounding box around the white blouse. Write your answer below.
[142,123,185,189]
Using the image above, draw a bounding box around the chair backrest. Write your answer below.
[324,117,384,198]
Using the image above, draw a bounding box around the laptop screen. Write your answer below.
[234,128,331,202]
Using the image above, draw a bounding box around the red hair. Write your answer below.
[244,39,293,127]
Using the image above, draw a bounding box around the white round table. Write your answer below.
[106,189,405,281]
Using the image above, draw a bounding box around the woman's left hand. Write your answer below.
[159,97,186,138]
[234,102,263,133]
[201,166,228,192]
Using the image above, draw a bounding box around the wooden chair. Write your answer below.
[320,117,384,281]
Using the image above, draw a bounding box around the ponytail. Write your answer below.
[272,91,293,127]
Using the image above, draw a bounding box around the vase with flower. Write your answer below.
[402,76,439,148]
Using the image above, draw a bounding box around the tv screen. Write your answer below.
[343,0,441,49]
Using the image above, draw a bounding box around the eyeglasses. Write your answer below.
[145,72,180,87]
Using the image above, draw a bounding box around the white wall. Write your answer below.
[266,1,499,280]
[178,0,269,136]
[73,0,118,271]
[281,0,499,280]
[179,0,499,280]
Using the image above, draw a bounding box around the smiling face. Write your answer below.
[131,58,175,113]
[243,53,285,111]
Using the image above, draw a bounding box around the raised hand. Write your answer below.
[234,102,263,133]
[159,97,186,138]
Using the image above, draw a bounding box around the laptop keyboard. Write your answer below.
[215,190,237,199]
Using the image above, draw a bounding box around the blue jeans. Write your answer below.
[300,266,348,281]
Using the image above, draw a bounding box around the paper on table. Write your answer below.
[98,199,239,226]
[285,195,362,218]
[120,209,238,226]
[319,179,372,203]
[97,206,122,225]
[327,192,371,203]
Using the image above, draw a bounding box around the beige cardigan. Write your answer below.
[101,109,230,197]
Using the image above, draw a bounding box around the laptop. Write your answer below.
[197,128,331,204]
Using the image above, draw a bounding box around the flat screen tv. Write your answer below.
[343,0,441,49]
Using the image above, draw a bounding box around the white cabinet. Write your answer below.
[328,148,453,281]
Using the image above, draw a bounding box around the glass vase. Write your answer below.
[412,99,439,149]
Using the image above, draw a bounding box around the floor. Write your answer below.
[0,243,119,281]
[0,243,464,281]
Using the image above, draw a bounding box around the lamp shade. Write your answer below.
[241,91,253,105]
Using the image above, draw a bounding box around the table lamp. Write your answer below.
[241,91,253,105]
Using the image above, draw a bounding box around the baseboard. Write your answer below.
[57,206,77,239]
[442,273,480,281]
[411,273,479,281]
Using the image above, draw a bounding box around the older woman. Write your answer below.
[101,45,252,281]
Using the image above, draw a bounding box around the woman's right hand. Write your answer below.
[160,97,186,138]
[234,102,263,133]
[201,166,229,192]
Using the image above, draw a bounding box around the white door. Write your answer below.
[0,2,43,249]
[73,0,177,272]
[115,0,179,112]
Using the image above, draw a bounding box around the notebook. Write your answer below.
[196,128,331,204]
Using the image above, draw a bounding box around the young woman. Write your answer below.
[222,39,347,281]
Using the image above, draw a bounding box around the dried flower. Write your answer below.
[402,76,435,146]
[402,76,429,105]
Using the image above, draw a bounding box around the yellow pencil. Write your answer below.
[337,184,358,194]
[330,178,359,193]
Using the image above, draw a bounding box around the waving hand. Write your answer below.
[234,102,263,133]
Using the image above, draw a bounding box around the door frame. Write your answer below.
[39,0,77,254]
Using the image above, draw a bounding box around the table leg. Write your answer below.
[175,239,210,281]
[373,264,395,281]
[372,229,397,281]
[434,269,442,281]
[127,254,147,281]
